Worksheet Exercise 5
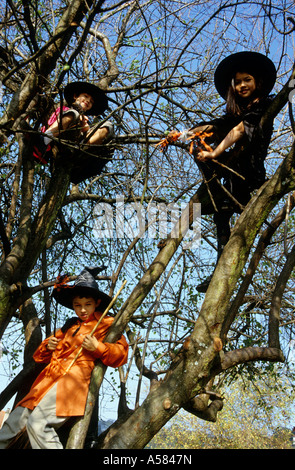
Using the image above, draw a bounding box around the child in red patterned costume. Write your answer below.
[33,82,114,164]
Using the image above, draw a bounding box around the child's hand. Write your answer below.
[80,115,90,133]
[47,337,60,351]
[197,150,216,162]
[82,335,99,352]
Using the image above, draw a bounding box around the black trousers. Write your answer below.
[198,159,253,259]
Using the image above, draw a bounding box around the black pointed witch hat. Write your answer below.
[52,266,112,311]
[214,51,276,99]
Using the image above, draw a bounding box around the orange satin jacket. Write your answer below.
[17,312,128,416]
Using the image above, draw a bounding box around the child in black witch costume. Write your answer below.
[33,82,114,183]
[169,51,277,292]
[0,266,128,449]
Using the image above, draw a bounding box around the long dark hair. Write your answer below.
[225,71,265,116]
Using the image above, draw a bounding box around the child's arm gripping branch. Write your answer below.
[82,334,129,368]
[197,120,245,162]
[82,335,99,352]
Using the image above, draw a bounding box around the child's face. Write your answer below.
[234,72,256,99]
[72,296,100,321]
[73,93,94,112]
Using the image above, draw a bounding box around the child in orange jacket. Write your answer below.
[0,267,128,449]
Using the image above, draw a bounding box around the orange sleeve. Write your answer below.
[32,329,64,364]
[92,335,129,368]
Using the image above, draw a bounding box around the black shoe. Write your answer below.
[196,275,212,293]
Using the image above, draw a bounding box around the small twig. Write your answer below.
[284,193,292,257]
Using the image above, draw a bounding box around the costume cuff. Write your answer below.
[93,341,107,358]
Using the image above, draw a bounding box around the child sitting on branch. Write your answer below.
[163,51,277,292]
[33,82,115,184]
[0,266,128,449]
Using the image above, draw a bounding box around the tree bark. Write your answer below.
[268,243,295,348]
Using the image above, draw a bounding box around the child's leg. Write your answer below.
[214,210,232,259]
[85,126,109,145]
[26,384,69,449]
[0,406,31,448]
